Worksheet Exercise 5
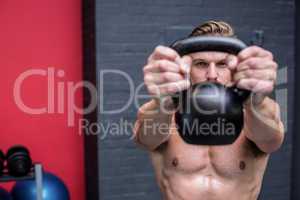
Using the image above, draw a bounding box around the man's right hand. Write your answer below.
[143,45,192,107]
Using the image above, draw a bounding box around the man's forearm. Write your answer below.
[133,99,174,151]
[244,96,285,153]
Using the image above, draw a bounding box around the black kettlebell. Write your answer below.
[6,145,32,177]
[170,36,251,145]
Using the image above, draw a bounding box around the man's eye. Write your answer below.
[217,62,228,68]
[195,61,208,67]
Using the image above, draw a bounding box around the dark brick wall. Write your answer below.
[95,0,294,199]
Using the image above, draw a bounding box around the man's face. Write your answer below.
[188,51,236,87]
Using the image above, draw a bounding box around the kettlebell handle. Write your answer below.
[170,36,247,56]
[170,36,251,105]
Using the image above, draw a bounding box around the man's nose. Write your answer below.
[206,63,218,81]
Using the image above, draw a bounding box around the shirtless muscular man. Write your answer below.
[133,21,285,200]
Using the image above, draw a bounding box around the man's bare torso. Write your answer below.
[149,117,269,200]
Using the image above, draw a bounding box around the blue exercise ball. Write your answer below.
[0,186,12,200]
[11,172,70,200]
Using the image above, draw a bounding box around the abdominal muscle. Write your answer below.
[150,121,269,200]
[158,162,253,200]
[160,171,236,200]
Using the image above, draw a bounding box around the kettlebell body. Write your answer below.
[173,82,250,145]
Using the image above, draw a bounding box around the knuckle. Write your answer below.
[154,46,178,60]
[273,71,277,80]
[248,57,258,66]
[154,45,164,54]
[267,82,274,90]
[144,74,151,83]
[250,45,259,51]
[162,73,170,82]
[146,85,153,94]
[164,72,178,82]
[147,54,153,63]
[147,85,158,95]
[143,67,147,74]
[157,61,166,71]
[158,60,173,71]
[272,61,278,69]
[147,57,152,64]
[166,85,176,94]
[267,52,274,59]
[169,50,178,59]
[154,45,162,52]
[166,48,178,58]
[245,69,253,77]
[254,45,265,53]
[259,47,273,59]
[159,59,168,67]
[247,45,260,53]
[265,60,276,69]
[143,64,151,73]
[269,70,276,81]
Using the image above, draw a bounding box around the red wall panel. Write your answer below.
[0,0,85,199]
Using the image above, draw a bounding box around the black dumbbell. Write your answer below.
[6,145,32,177]
[0,150,5,176]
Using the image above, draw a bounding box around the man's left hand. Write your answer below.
[233,46,278,105]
